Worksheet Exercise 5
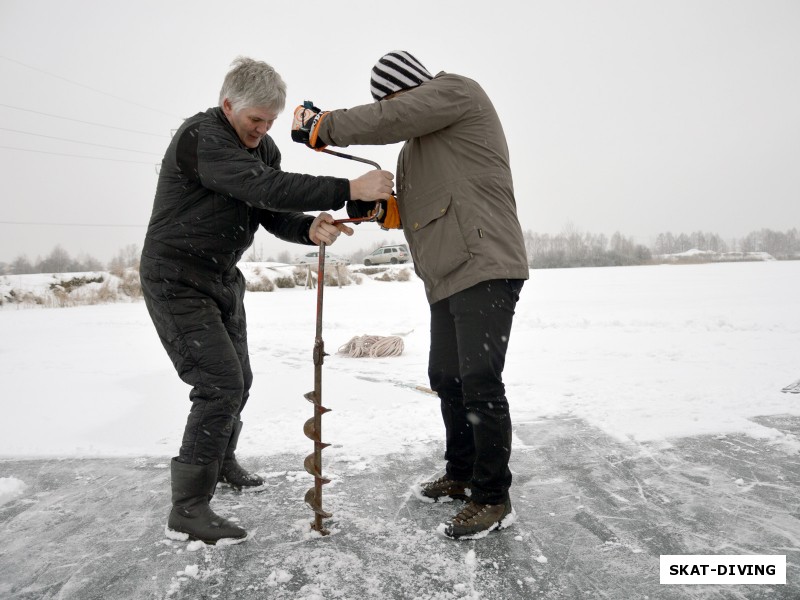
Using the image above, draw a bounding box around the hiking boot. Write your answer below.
[413,476,471,503]
[166,458,248,545]
[441,498,515,540]
[218,419,265,491]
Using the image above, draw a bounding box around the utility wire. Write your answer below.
[0,220,144,228]
[0,145,155,165]
[0,103,170,137]
[0,55,181,119]
[0,127,162,155]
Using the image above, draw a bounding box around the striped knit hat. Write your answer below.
[370,51,433,101]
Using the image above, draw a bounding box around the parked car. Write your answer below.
[363,245,410,265]
[296,251,350,266]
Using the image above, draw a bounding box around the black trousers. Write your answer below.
[428,279,524,505]
[140,258,252,466]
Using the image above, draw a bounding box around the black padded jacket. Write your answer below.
[141,106,349,277]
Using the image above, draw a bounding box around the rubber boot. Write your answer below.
[166,458,247,545]
[218,419,265,491]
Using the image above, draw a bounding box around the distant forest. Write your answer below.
[1,228,798,275]
[523,227,800,269]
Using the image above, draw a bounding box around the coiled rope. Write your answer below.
[337,335,405,358]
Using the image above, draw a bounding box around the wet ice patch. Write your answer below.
[0,477,27,506]
[259,510,483,599]
[331,453,371,472]
[285,470,308,483]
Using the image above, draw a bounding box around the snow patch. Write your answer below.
[0,477,27,506]
[177,564,200,578]
[266,568,293,587]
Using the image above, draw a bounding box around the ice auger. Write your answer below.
[302,150,383,535]
[302,241,333,534]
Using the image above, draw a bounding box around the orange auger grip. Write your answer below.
[380,196,402,230]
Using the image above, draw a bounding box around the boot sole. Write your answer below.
[217,480,269,493]
[164,525,248,546]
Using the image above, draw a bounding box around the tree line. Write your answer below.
[652,228,800,257]
[1,244,140,276]
[526,227,799,268]
[1,228,798,275]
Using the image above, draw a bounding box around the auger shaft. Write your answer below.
[303,240,332,534]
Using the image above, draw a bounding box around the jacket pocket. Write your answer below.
[406,194,470,280]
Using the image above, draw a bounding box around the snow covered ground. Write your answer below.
[658,248,777,262]
[2,260,799,461]
[2,260,799,598]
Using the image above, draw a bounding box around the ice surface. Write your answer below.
[2,261,800,598]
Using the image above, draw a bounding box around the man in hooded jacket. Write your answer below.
[293,51,529,539]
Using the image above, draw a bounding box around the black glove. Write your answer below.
[291,101,328,149]
[346,200,377,222]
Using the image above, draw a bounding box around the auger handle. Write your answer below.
[320,148,381,170]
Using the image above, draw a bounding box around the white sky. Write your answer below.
[1,0,798,263]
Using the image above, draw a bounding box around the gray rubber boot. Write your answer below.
[166,458,247,545]
[218,419,265,491]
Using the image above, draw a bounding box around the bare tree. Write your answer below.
[108,244,140,275]
[38,246,72,273]
[10,255,35,274]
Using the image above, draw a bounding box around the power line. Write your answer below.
[0,220,145,228]
[0,55,181,119]
[0,127,162,156]
[0,103,170,137]
[0,145,156,165]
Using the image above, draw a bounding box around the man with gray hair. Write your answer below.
[140,57,393,545]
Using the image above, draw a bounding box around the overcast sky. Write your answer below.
[1,0,798,264]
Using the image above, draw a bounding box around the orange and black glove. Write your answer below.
[377,196,401,230]
[345,196,401,229]
[291,101,328,149]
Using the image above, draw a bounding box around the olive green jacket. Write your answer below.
[319,72,529,304]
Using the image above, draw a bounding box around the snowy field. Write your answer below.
[2,260,799,599]
[1,260,799,464]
